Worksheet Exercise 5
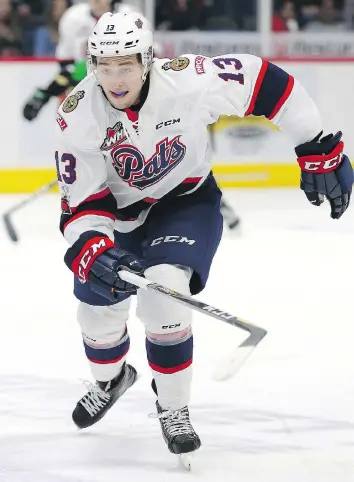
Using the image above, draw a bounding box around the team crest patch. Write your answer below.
[62,91,85,113]
[162,57,190,72]
[100,122,127,150]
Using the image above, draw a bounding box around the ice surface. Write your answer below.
[0,189,353,481]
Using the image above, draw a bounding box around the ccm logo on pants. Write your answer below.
[151,236,196,246]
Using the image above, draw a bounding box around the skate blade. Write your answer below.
[178,453,193,471]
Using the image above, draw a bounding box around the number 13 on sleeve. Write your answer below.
[212,58,244,85]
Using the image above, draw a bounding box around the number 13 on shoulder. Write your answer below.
[213,58,244,85]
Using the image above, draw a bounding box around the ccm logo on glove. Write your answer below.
[72,236,114,283]
[297,142,343,173]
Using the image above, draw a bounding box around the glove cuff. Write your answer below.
[64,231,115,283]
[297,141,344,173]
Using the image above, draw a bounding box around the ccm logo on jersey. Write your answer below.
[298,153,343,173]
[76,238,108,283]
[151,235,195,246]
[111,135,186,190]
[156,118,180,129]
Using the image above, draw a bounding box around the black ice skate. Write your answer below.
[72,363,137,429]
[155,401,201,455]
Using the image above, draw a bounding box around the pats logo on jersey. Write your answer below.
[111,136,186,190]
[100,122,127,150]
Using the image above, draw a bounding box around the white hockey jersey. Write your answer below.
[56,3,140,61]
[56,54,323,245]
[56,3,97,61]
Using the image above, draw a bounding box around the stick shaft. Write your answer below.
[119,270,267,339]
[3,179,57,243]
[5,179,57,216]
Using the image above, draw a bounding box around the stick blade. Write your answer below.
[213,345,257,381]
[213,329,267,381]
[3,213,19,242]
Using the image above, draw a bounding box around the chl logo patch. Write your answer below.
[111,136,186,190]
[162,57,190,72]
[62,91,85,113]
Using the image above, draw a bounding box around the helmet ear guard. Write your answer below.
[87,11,153,81]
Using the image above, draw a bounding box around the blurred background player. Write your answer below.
[22,0,137,121]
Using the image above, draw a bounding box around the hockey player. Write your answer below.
[23,0,136,121]
[23,0,239,233]
[56,11,353,459]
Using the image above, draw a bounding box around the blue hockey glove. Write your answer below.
[64,231,144,301]
[295,131,353,219]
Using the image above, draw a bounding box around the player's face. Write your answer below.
[52,0,69,21]
[96,55,144,109]
[90,0,111,18]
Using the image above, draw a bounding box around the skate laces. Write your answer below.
[79,380,111,417]
[151,407,194,437]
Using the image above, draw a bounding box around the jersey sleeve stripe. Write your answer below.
[245,61,294,119]
[60,189,117,234]
[143,196,158,204]
[268,74,295,120]
[81,187,112,204]
[245,59,268,116]
[182,177,203,184]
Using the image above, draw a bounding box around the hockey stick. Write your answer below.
[220,198,241,230]
[119,270,267,381]
[3,179,58,242]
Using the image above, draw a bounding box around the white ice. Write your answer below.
[0,189,353,482]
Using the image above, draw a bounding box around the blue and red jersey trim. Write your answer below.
[245,60,294,120]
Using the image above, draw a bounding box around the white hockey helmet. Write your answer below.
[88,11,153,81]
